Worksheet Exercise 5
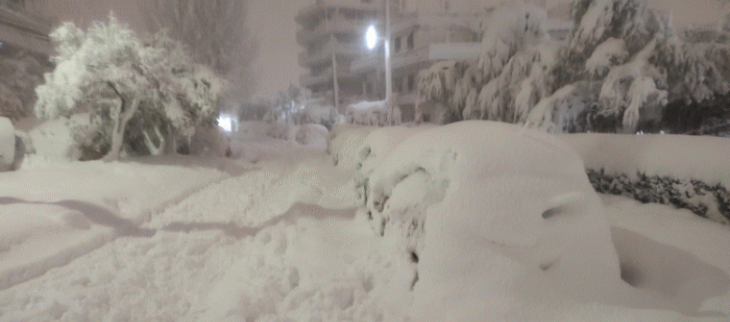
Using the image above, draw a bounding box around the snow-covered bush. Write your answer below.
[267,122,298,142]
[345,101,398,126]
[359,121,624,311]
[294,104,339,129]
[295,123,328,148]
[34,15,223,161]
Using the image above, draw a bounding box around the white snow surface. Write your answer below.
[560,132,730,188]
[0,122,728,321]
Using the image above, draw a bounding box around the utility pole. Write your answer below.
[385,0,393,125]
[331,35,340,113]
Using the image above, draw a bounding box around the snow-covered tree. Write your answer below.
[35,15,223,161]
[418,1,551,124]
[417,60,469,123]
[137,0,258,104]
[568,0,650,56]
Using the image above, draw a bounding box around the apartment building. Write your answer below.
[0,0,53,59]
[295,0,384,113]
[350,10,485,121]
[295,0,570,122]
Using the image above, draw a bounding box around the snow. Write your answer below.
[560,132,730,189]
[0,121,729,321]
[345,100,399,126]
[326,123,377,169]
[0,117,14,170]
[0,156,243,290]
[585,38,629,78]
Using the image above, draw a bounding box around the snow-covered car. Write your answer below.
[358,121,622,306]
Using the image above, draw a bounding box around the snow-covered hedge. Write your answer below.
[587,169,730,224]
[561,133,730,224]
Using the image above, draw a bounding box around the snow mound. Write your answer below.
[295,123,328,149]
[0,117,14,170]
[326,124,377,169]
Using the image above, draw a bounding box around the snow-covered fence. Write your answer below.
[561,133,730,225]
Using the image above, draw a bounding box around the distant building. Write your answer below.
[0,0,53,59]
[295,0,571,122]
[350,10,485,122]
[295,0,383,113]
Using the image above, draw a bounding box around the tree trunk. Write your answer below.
[104,97,141,161]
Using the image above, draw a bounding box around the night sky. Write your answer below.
[33,0,730,102]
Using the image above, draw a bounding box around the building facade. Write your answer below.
[350,10,485,121]
[295,0,383,113]
[295,0,571,122]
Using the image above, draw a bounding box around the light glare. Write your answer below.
[218,115,233,132]
[366,25,377,50]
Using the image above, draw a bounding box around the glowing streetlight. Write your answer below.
[364,0,393,125]
[366,25,378,50]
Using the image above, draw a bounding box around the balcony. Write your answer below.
[351,42,481,74]
[298,39,363,67]
[297,17,371,45]
[300,67,356,88]
[296,0,382,25]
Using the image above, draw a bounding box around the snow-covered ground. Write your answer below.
[0,121,728,321]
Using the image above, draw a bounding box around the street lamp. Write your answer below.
[364,0,393,125]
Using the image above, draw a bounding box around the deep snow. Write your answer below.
[0,121,728,321]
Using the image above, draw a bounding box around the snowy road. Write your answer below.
[0,143,402,321]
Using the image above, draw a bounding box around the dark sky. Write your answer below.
[35,0,730,102]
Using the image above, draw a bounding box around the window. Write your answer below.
[407,32,414,49]
[408,74,415,92]
[394,77,403,93]
[394,36,401,53]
